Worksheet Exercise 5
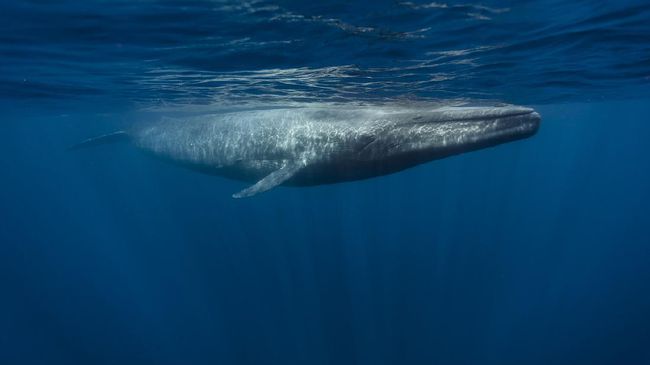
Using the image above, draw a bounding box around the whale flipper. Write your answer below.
[232,161,304,198]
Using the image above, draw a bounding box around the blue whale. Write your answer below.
[71,104,541,198]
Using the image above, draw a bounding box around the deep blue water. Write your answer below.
[1,1,650,364]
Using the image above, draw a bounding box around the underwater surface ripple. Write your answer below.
[1,0,649,108]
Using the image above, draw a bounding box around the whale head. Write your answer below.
[357,105,541,164]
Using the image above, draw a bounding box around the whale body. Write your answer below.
[71,105,541,198]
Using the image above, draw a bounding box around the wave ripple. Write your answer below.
[0,0,649,108]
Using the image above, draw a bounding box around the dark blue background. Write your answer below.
[1,1,650,364]
[3,101,649,365]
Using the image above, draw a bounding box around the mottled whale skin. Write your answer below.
[71,105,540,198]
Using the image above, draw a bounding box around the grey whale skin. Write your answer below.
[71,105,541,198]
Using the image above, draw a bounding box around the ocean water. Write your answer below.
[1,1,650,364]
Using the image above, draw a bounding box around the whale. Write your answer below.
[70,104,541,198]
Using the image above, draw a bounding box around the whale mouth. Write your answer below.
[404,105,541,146]
[496,109,541,137]
[439,105,541,138]
[391,105,541,139]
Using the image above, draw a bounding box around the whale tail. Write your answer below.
[67,131,129,151]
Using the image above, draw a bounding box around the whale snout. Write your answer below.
[478,106,541,137]
[447,105,541,146]
[512,110,541,138]
[528,111,542,134]
[498,109,540,143]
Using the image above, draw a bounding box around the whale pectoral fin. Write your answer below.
[232,161,304,199]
